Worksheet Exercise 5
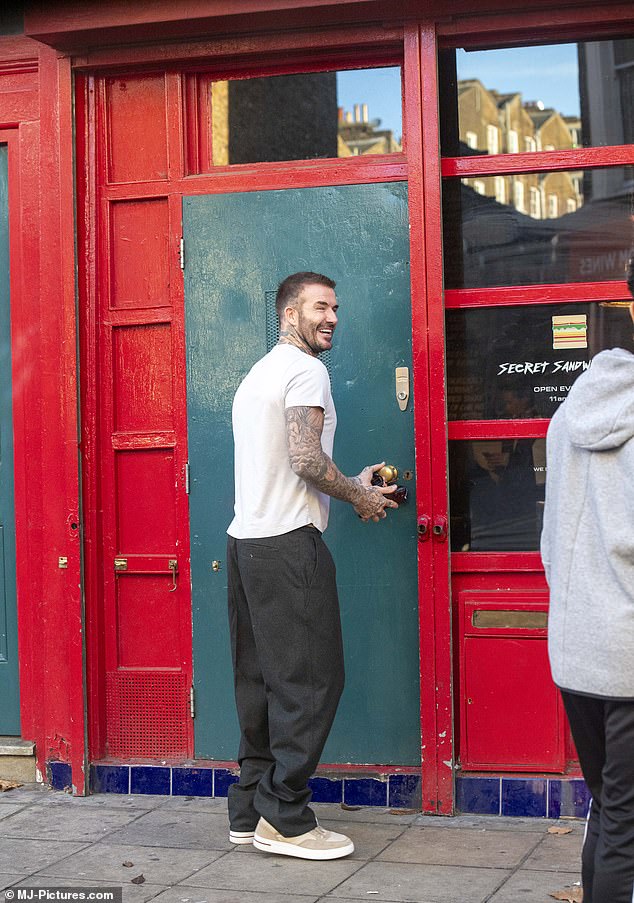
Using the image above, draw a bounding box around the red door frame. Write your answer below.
[75,21,457,809]
[0,44,87,791]
[73,2,634,810]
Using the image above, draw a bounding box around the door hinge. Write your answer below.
[190,685,195,719]
[180,237,185,270]
[185,461,190,494]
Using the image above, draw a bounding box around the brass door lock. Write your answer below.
[371,464,408,504]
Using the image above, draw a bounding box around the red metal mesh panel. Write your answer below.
[106,671,188,758]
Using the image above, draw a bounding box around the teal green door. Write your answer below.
[0,145,20,734]
[185,183,420,764]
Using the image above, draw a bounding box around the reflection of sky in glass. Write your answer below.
[456,45,580,118]
[335,48,582,142]
[336,67,402,140]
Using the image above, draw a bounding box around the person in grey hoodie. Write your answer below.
[541,255,634,903]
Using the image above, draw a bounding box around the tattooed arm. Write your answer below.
[285,406,397,522]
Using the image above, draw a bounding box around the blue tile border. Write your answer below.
[456,776,500,816]
[309,776,343,803]
[548,778,591,819]
[388,774,422,809]
[172,767,213,798]
[501,778,547,818]
[90,764,130,795]
[213,768,239,798]
[455,774,589,818]
[48,761,72,791]
[51,762,589,818]
[130,766,171,795]
[344,777,388,808]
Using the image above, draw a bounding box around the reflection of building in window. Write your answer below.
[526,102,574,153]
[211,72,339,165]
[547,194,558,218]
[208,71,402,165]
[457,81,582,219]
[513,180,525,213]
[564,115,582,147]
[529,186,541,218]
[542,172,579,218]
[458,79,501,155]
[337,104,402,156]
[486,123,499,154]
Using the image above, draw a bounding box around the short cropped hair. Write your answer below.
[275,272,336,320]
[627,253,634,299]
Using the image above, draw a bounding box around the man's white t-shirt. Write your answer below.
[227,344,337,538]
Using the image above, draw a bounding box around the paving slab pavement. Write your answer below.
[0,783,584,903]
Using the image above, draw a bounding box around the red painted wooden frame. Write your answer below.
[77,69,196,764]
[409,24,455,814]
[446,283,633,309]
[185,52,402,176]
[437,2,634,48]
[0,42,87,791]
[75,25,457,805]
[442,146,634,179]
[71,2,634,809]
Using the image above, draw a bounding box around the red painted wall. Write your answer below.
[0,34,84,791]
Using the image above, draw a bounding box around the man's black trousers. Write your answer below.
[226,525,345,838]
[561,690,634,903]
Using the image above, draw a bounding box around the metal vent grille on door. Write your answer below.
[106,672,188,758]
[265,291,332,375]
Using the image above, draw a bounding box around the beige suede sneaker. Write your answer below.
[253,817,354,860]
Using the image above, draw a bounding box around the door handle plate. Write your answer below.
[395,367,409,411]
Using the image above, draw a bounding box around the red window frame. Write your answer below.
[183,51,405,176]
[439,41,634,574]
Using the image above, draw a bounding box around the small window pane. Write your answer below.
[442,167,633,289]
[446,301,633,421]
[440,38,634,155]
[208,67,402,166]
[449,439,546,552]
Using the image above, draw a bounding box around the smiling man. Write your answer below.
[226,271,397,861]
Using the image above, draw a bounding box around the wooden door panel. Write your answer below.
[184,182,421,765]
[109,199,171,310]
[94,71,192,758]
[105,74,169,184]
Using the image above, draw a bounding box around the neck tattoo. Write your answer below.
[278,328,315,357]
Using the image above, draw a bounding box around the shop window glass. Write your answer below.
[439,38,634,156]
[207,66,402,166]
[449,439,546,552]
[446,301,633,421]
[442,166,633,289]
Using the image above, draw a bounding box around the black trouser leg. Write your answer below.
[562,690,634,903]
[226,535,273,832]
[227,527,344,837]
